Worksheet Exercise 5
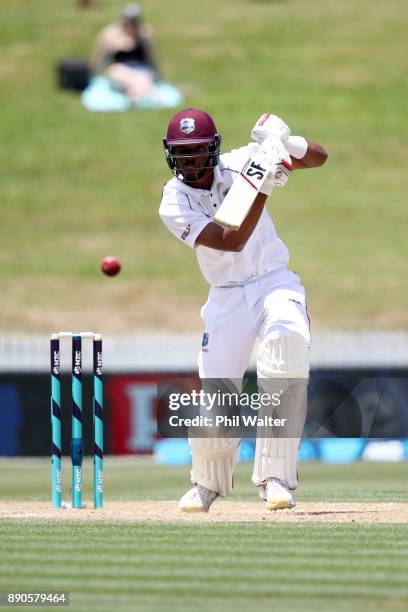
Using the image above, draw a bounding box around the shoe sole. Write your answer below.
[179,505,209,513]
[266,500,296,511]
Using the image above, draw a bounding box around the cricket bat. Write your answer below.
[214,148,269,231]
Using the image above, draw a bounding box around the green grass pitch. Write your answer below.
[0,459,407,611]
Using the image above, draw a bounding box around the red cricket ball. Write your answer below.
[100,256,121,277]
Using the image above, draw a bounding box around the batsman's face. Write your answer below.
[173,143,211,182]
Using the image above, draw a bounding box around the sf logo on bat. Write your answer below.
[242,160,267,187]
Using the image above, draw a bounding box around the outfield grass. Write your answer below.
[1,0,408,332]
[0,460,408,611]
[1,522,408,612]
[1,458,408,503]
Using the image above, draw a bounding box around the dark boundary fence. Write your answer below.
[1,369,408,456]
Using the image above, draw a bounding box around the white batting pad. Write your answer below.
[257,332,310,379]
[252,377,308,490]
[253,332,309,489]
[190,437,240,496]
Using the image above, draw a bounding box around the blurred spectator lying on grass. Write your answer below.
[90,3,161,103]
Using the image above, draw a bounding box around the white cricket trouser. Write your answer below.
[191,268,311,496]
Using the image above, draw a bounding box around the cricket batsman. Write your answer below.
[159,108,328,512]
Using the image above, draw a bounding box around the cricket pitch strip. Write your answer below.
[0,501,407,524]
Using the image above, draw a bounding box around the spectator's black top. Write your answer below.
[112,41,151,67]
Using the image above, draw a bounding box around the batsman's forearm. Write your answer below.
[291,141,328,169]
[196,193,267,252]
[222,193,267,251]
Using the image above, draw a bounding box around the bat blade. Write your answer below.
[214,154,269,230]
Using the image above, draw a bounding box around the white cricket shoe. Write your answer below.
[264,478,296,511]
[258,485,267,501]
[178,484,219,513]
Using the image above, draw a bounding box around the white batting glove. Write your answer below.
[251,114,291,145]
[259,136,291,166]
[251,114,309,161]
[272,159,293,187]
[258,137,293,195]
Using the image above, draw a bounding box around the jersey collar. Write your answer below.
[175,164,225,197]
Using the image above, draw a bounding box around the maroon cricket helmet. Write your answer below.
[166,108,218,144]
[163,108,222,182]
